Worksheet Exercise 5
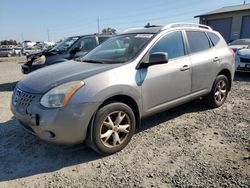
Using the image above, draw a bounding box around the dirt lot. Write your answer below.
[0,58,249,188]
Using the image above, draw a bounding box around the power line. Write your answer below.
[49,0,239,40]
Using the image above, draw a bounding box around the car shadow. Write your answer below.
[139,99,208,132]
[0,117,102,181]
[0,81,18,92]
[0,100,208,182]
[234,72,250,82]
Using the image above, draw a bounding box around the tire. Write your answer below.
[205,75,229,108]
[90,102,136,155]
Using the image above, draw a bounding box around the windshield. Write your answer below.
[50,37,79,52]
[82,34,154,64]
[230,39,250,46]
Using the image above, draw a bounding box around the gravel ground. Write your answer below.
[0,58,249,188]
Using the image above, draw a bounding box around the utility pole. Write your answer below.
[97,16,100,34]
[47,28,50,42]
[243,0,246,4]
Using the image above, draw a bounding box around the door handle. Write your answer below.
[180,65,190,71]
[213,57,220,62]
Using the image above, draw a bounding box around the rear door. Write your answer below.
[141,31,191,114]
[185,30,217,93]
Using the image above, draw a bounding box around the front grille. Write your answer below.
[13,88,36,107]
[240,58,250,63]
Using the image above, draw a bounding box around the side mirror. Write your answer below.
[139,52,168,68]
[149,52,168,64]
[70,47,81,54]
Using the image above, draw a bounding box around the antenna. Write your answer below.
[97,16,100,34]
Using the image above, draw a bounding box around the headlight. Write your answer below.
[40,81,85,108]
[33,55,46,65]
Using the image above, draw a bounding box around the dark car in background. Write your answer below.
[229,39,250,72]
[21,34,111,74]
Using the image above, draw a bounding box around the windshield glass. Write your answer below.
[50,37,79,52]
[82,34,154,64]
[231,39,250,46]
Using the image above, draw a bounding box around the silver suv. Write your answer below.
[11,23,235,155]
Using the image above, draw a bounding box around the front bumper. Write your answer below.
[235,62,250,72]
[11,95,101,145]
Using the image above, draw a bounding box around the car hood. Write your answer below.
[237,48,250,56]
[18,60,121,94]
[229,45,248,50]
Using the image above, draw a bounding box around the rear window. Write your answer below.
[207,32,220,46]
[186,31,211,53]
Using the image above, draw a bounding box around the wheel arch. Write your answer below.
[217,69,232,90]
[86,94,141,146]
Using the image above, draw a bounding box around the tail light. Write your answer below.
[229,48,236,59]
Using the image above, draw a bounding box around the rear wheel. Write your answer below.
[205,75,229,108]
[90,102,135,155]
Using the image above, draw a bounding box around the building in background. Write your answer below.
[195,3,250,42]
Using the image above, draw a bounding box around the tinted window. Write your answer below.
[186,31,210,53]
[75,38,97,52]
[207,32,220,46]
[150,31,185,59]
[50,37,79,52]
[98,37,109,44]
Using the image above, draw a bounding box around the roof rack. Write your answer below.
[122,27,145,33]
[161,23,213,31]
[144,24,162,28]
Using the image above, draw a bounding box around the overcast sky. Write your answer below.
[0,0,248,42]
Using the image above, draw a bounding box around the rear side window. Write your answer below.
[75,37,97,52]
[207,32,220,46]
[98,37,109,44]
[186,31,211,53]
[150,31,185,60]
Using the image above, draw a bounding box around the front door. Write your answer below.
[141,31,191,115]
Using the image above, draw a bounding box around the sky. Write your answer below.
[0,0,248,42]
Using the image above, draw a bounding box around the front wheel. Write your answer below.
[90,102,136,155]
[205,75,229,108]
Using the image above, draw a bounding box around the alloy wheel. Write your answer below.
[214,80,227,103]
[100,111,131,148]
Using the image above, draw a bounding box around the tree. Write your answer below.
[102,27,116,35]
[0,40,17,45]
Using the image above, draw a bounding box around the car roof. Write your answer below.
[121,26,163,34]
[69,34,112,38]
[121,23,214,35]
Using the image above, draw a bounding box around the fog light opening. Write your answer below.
[45,131,56,139]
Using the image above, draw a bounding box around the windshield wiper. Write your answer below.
[81,59,104,64]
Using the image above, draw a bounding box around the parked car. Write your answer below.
[0,48,15,57]
[229,39,250,52]
[229,39,250,72]
[21,34,111,74]
[11,23,235,155]
[13,46,22,56]
[22,47,41,56]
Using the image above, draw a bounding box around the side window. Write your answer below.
[186,31,211,53]
[207,32,220,46]
[150,31,185,60]
[98,37,109,44]
[75,38,97,52]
